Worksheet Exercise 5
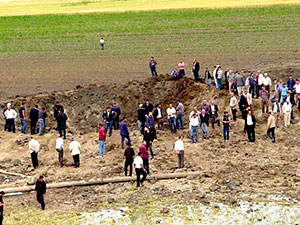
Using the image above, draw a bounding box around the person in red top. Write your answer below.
[178,59,185,78]
[139,140,150,175]
[98,122,106,158]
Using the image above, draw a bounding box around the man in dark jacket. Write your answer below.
[120,117,131,149]
[149,56,158,76]
[124,143,135,176]
[143,100,153,115]
[153,104,164,130]
[146,112,157,139]
[245,110,256,142]
[53,102,64,119]
[137,104,146,135]
[287,76,296,91]
[192,59,200,82]
[56,110,68,139]
[35,176,46,210]
[111,103,121,130]
[29,105,39,135]
[210,100,220,129]
[143,126,155,159]
[102,107,117,137]
[239,91,248,120]
[200,109,210,139]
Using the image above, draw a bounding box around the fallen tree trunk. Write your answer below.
[0,169,28,178]
[0,172,201,193]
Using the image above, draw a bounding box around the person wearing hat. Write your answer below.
[69,137,81,168]
[124,142,135,176]
[4,103,17,133]
[35,176,46,210]
[0,191,5,225]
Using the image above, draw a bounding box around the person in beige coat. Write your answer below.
[266,112,276,142]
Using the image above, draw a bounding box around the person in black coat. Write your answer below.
[56,110,68,139]
[102,107,117,137]
[192,59,200,82]
[245,110,256,142]
[137,105,146,135]
[124,143,135,176]
[143,126,155,159]
[35,176,46,210]
[29,105,39,135]
[143,100,153,115]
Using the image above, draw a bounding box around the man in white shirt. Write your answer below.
[189,114,199,143]
[216,66,223,90]
[229,93,238,121]
[166,104,176,133]
[56,137,64,167]
[262,73,272,98]
[245,111,256,142]
[174,135,184,168]
[99,38,104,50]
[294,79,300,95]
[282,101,292,127]
[69,138,81,168]
[4,103,17,133]
[133,152,147,187]
[29,137,40,169]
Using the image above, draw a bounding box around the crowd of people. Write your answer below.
[0,60,299,219]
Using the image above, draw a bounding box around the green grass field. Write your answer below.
[0,0,299,17]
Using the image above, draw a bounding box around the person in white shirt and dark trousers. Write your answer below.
[245,111,256,142]
[133,152,147,187]
[189,114,199,143]
[174,135,184,168]
[29,137,40,169]
[4,103,17,133]
[56,137,64,167]
[69,137,81,168]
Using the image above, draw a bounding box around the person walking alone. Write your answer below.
[124,142,135,176]
[29,137,40,169]
[56,136,64,167]
[99,38,105,50]
[98,123,106,157]
[174,135,184,168]
[69,137,81,168]
[35,176,46,210]
[266,112,276,142]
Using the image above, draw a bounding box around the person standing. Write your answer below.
[174,135,184,168]
[153,104,164,130]
[189,114,199,143]
[282,101,292,127]
[143,100,154,115]
[38,107,48,136]
[272,99,280,127]
[230,93,238,121]
[176,101,184,129]
[235,72,245,95]
[280,83,289,105]
[248,73,255,98]
[99,38,105,50]
[257,70,264,98]
[35,176,46,210]
[210,100,220,129]
[98,123,106,157]
[102,107,116,137]
[266,112,276,143]
[260,87,269,113]
[56,136,64,167]
[137,104,146,134]
[245,89,253,108]
[167,104,176,133]
[200,109,210,139]
[69,138,81,168]
[4,103,17,133]
[29,105,39,135]
[29,137,40,169]
[143,126,155,159]
[192,59,200,82]
[56,110,68,139]
[149,56,158,76]
[146,112,157,139]
[216,66,223,90]
[287,75,295,91]
[245,111,256,142]
[133,152,147,187]
[239,91,248,121]
[19,102,26,134]
[178,59,185,78]
[111,103,121,130]
[204,67,212,89]
[120,117,131,149]
[0,191,5,225]
[262,73,272,98]
[124,142,135,176]
[139,141,149,175]
[222,111,231,142]
[227,70,235,93]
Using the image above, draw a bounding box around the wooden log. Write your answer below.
[0,169,28,178]
[0,172,201,193]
